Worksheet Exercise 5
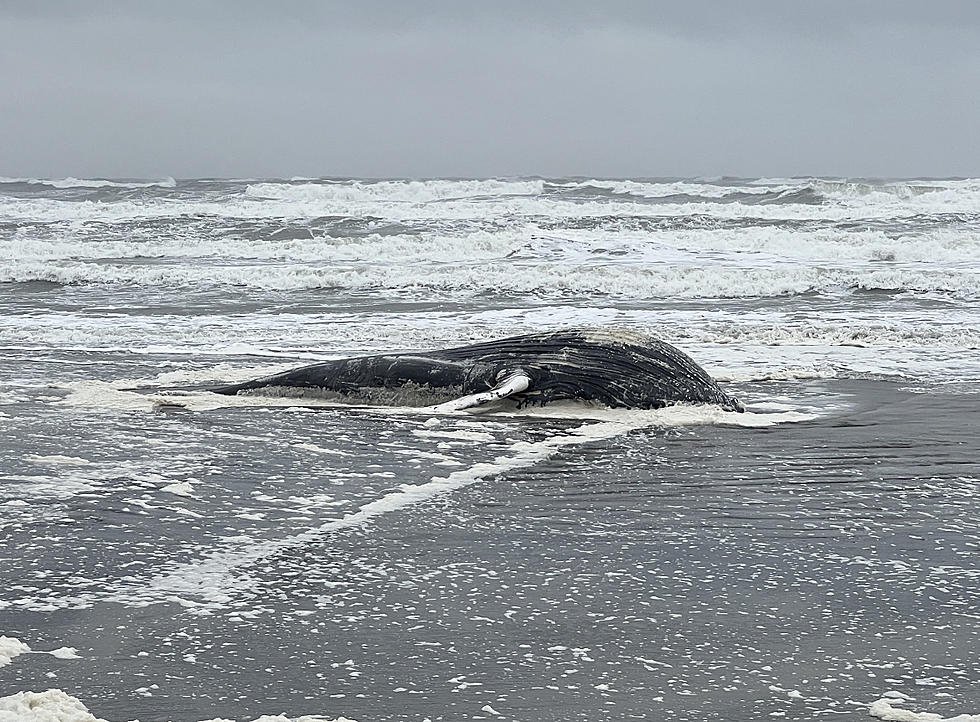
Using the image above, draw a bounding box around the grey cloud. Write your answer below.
[2,0,979,178]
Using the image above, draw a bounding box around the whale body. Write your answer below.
[212,329,743,413]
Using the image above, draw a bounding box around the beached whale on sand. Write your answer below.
[212,329,744,413]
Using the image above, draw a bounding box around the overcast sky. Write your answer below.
[2,0,979,179]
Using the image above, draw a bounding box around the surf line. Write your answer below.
[139,418,645,609]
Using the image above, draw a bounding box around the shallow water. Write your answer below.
[2,176,980,721]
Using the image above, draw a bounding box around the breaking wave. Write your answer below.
[0,176,177,189]
[5,225,980,266]
[4,259,980,299]
[2,176,979,225]
[244,178,545,203]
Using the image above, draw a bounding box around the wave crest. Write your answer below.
[244,178,545,203]
[0,176,177,189]
[4,260,980,300]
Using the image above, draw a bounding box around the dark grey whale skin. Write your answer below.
[211,329,744,412]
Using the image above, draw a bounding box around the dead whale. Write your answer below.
[212,329,743,413]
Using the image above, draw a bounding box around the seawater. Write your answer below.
[1,177,979,722]
[2,176,980,385]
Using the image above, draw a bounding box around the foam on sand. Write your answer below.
[0,636,31,667]
[138,417,649,605]
[0,690,108,722]
[0,636,81,667]
[133,403,811,609]
[0,689,357,722]
[870,696,980,722]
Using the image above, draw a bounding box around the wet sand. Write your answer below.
[2,378,979,721]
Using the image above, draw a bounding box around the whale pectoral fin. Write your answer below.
[725,395,745,413]
[428,371,531,413]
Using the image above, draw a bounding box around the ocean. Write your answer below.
[1,176,979,722]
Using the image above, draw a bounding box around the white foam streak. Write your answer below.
[132,415,701,606]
